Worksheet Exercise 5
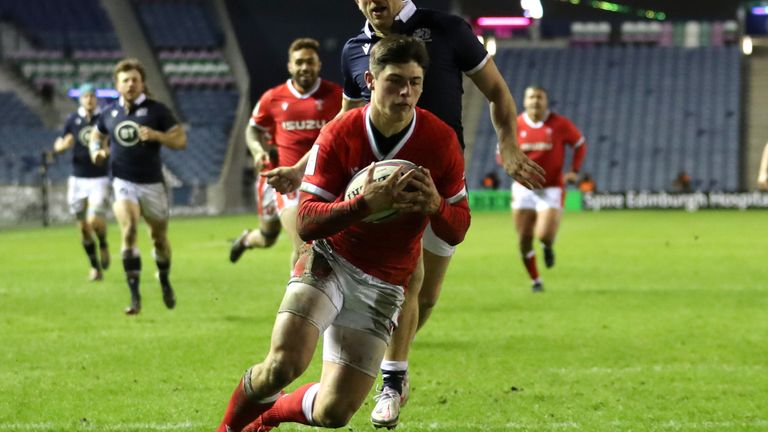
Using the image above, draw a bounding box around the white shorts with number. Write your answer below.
[67,176,111,219]
[255,175,300,222]
[511,182,563,211]
[113,177,169,221]
[280,239,405,377]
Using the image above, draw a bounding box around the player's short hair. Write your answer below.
[524,85,548,95]
[369,34,429,77]
[113,58,151,95]
[288,38,321,57]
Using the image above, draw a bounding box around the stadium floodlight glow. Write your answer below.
[485,36,497,56]
[743,36,753,55]
[476,17,532,28]
[521,0,544,19]
[68,88,120,99]
[752,6,768,15]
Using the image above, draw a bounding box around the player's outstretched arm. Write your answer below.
[53,134,75,154]
[469,58,544,189]
[139,125,187,150]
[245,126,273,173]
[758,142,768,190]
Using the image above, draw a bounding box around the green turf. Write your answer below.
[1,211,766,431]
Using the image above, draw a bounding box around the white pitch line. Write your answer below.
[0,422,198,431]
[2,420,767,431]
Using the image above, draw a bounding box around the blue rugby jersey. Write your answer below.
[96,94,178,183]
[341,1,490,148]
[61,107,108,178]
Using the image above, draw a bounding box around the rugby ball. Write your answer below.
[344,159,417,223]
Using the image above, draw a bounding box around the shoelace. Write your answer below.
[373,387,400,402]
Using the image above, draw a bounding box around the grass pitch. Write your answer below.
[1,211,766,431]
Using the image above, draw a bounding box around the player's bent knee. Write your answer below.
[264,352,305,388]
[261,229,280,247]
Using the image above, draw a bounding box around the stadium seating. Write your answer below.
[132,0,238,187]
[0,0,119,51]
[469,46,741,192]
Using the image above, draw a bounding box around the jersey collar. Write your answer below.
[363,0,417,38]
[118,93,147,109]
[77,106,101,118]
[287,78,321,99]
[364,104,417,160]
[523,111,551,128]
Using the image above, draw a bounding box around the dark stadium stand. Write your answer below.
[469,45,741,192]
[132,0,238,186]
[0,0,119,51]
[0,93,62,184]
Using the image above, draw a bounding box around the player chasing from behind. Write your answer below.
[215,34,470,432]
[89,58,187,315]
[51,83,111,281]
[512,85,586,292]
[229,38,341,269]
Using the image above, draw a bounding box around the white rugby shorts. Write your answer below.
[511,182,563,211]
[280,240,405,377]
[67,176,111,219]
[113,177,169,221]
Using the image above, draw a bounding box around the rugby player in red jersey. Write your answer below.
[513,86,586,292]
[229,38,341,269]
[216,35,469,432]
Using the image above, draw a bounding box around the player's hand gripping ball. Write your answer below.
[344,159,417,223]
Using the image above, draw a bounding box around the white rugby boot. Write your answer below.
[371,387,401,429]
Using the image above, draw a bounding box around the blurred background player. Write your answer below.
[757,141,768,190]
[216,34,469,432]
[513,85,586,292]
[51,83,110,281]
[229,38,341,268]
[89,58,187,315]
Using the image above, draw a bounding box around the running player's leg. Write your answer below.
[68,177,100,280]
[140,182,175,309]
[113,196,142,314]
[535,187,563,269]
[512,182,542,291]
[231,177,281,263]
[88,177,111,270]
[218,246,341,432]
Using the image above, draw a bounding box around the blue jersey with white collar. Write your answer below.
[61,107,108,178]
[97,94,178,183]
[341,1,490,148]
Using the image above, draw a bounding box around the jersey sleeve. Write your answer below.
[60,114,74,138]
[250,89,275,131]
[433,127,467,203]
[562,117,585,148]
[96,110,108,134]
[156,103,179,132]
[448,15,490,75]
[299,125,348,202]
[559,116,586,172]
[341,42,364,101]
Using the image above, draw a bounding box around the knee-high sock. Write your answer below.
[122,249,141,298]
[259,382,319,428]
[82,240,99,270]
[522,250,539,282]
[217,368,281,432]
